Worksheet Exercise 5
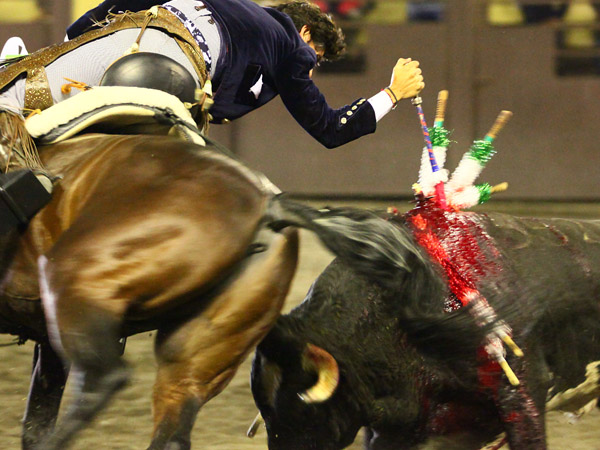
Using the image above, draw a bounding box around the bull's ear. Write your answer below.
[297,343,339,403]
[252,320,305,408]
[251,352,282,408]
[256,318,305,364]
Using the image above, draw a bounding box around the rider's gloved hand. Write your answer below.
[386,58,425,104]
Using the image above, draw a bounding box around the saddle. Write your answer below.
[0,86,206,232]
[24,85,281,196]
[1,86,279,233]
[25,85,206,146]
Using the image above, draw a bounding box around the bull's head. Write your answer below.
[249,256,443,449]
[250,320,364,450]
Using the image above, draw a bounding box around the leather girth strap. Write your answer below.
[0,8,208,112]
[24,67,53,111]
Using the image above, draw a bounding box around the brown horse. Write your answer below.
[0,132,416,449]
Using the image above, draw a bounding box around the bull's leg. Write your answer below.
[496,384,546,449]
[495,352,548,450]
[147,228,298,450]
[22,341,69,450]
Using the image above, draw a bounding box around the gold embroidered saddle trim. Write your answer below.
[0,9,208,111]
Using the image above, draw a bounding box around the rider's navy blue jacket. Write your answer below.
[67,0,377,148]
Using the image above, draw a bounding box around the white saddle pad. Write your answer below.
[25,86,205,146]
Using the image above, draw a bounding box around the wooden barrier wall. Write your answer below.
[1,0,599,199]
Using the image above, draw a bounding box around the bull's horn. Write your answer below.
[247,412,263,438]
[297,343,339,403]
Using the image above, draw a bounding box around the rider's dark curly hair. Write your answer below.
[275,1,346,62]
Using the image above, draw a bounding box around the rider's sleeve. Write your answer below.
[66,1,167,39]
[367,90,394,122]
[275,47,377,149]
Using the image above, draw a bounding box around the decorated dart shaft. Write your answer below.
[491,182,509,193]
[447,111,513,194]
[468,291,523,385]
[434,90,449,128]
[431,90,450,147]
[418,91,451,195]
[430,90,451,167]
[412,96,440,172]
[498,357,520,386]
[451,182,509,209]
[412,95,447,209]
[484,110,513,143]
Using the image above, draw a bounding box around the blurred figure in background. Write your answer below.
[521,2,568,23]
[408,1,444,22]
[311,0,374,20]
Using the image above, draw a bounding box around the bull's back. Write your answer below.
[480,213,600,391]
[481,213,600,287]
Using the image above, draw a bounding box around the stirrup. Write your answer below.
[0,169,52,234]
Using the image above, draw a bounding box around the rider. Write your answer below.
[0,0,424,229]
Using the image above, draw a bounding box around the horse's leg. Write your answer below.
[22,341,69,450]
[37,256,130,450]
[147,228,298,450]
[38,311,130,450]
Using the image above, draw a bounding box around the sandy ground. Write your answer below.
[0,201,599,449]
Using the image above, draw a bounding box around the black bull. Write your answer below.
[251,209,600,449]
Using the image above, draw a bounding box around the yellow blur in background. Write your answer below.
[0,0,43,22]
[0,0,99,23]
[70,0,101,21]
[0,1,597,48]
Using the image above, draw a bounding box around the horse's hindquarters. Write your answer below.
[33,134,296,448]
[149,226,299,447]
[38,135,274,320]
[37,133,281,372]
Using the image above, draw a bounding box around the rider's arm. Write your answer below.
[275,47,376,149]
[275,49,423,149]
